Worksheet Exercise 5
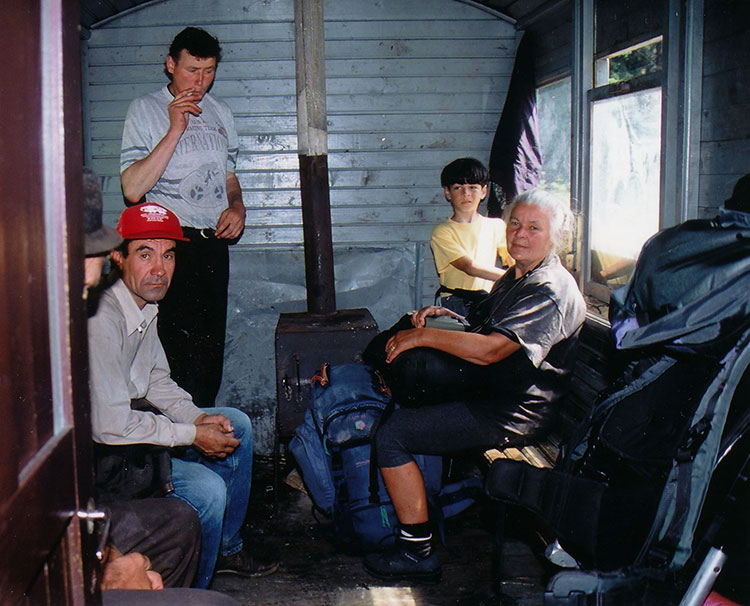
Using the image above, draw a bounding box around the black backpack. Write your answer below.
[486,213,750,604]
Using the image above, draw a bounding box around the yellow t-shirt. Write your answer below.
[430,214,509,292]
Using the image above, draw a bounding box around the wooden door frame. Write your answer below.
[0,0,98,602]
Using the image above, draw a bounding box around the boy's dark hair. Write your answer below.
[440,157,489,188]
[166,27,222,80]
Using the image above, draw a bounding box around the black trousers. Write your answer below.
[367,316,547,467]
[157,229,229,406]
[375,402,500,468]
[106,498,200,588]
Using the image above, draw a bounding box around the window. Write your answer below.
[589,87,662,287]
[537,78,572,203]
[595,38,663,86]
[537,78,575,270]
[586,38,663,295]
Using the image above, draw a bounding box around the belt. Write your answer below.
[181,226,215,239]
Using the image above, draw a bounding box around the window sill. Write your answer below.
[585,295,610,324]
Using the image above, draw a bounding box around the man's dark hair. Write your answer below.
[440,157,489,188]
[114,240,131,259]
[91,241,130,307]
[166,27,222,80]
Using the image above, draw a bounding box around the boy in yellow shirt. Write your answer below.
[430,157,510,316]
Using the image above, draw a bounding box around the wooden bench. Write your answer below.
[483,314,614,470]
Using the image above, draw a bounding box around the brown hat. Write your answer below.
[725,174,750,213]
[83,168,123,255]
[116,203,189,241]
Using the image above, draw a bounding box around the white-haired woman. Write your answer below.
[364,189,586,583]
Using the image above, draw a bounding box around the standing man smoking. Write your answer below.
[120,26,245,406]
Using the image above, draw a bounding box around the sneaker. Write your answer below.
[363,547,441,584]
[215,548,279,578]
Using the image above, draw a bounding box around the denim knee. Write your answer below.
[195,471,227,525]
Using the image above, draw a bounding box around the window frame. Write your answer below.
[571,0,703,305]
[585,70,663,302]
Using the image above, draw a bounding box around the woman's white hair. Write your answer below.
[502,189,574,252]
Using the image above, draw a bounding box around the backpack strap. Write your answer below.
[638,337,750,569]
[367,368,395,505]
[311,362,330,387]
[689,441,750,566]
[638,417,714,569]
[368,393,396,505]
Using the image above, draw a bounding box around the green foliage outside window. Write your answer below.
[607,40,662,84]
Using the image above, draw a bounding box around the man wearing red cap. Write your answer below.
[84,168,205,592]
[88,203,277,589]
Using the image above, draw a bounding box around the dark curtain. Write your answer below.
[487,31,542,217]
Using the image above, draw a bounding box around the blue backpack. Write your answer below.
[290,362,480,553]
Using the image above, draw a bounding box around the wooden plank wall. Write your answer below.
[594,0,661,60]
[531,2,572,85]
[698,0,750,217]
[81,0,515,452]
[83,0,515,252]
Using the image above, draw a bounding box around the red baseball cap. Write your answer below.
[116,203,189,241]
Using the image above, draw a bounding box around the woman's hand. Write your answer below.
[410,305,464,328]
[385,329,423,363]
[386,324,521,366]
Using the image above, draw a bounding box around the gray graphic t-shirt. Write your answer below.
[120,86,239,228]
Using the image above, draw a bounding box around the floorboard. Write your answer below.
[211,457,548,606]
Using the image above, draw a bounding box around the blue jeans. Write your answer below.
[168,407,253,588]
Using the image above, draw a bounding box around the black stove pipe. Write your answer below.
[299,154,336,315]
[295,0,336,315]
